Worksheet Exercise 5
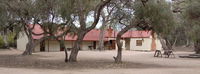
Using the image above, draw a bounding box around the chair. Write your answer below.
[154,50,162,57]
[163,50,175,58]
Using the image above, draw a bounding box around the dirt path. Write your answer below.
[0,50,200,74]
[1,67,200,74]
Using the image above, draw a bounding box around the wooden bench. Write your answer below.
[154,50,162,57]
[154,50,175,58]
[88,46,93,50]
[67,48,72,51]
[163,50,175,58]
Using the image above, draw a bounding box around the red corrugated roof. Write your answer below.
[29,24,44,39]
[122,30,151,38]
[64,29,109,41]
[30,24,151,41]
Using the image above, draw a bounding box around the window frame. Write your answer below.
[136,40,143,46]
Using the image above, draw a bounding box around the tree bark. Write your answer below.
[58,40,68,62]
[69,32,86,62]
[194,39,200,54]
[113,24,136,63]
[68,0,111,62]
[113,34,123,63]
[151,31,156,51]
[2,34,9,48]
[97,24,106,51]
[159,36,172,51]
[22,39,35,55]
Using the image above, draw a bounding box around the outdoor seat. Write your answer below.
[67,48,72,51]
[154,50,162,57]
[88,46,93,50]
[154,50,175,58]
[163,50,175,58]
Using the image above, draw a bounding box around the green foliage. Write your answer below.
[134,0,176,37]
[183,0,200,41]
[0,33,15,48]
[7,33,15,45]
[59,0,100,20]
[0,36,4,48]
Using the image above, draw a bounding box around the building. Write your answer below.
[17,24,162,52]
[121,31,162,51]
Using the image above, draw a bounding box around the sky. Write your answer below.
[76,0,173,29]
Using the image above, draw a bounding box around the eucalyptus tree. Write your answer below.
[110,0,136,63]
[3,0,72,56]
[134,0,176,51]
[97,1,117,51]
[0,1,15,48]
[2,0,42,55]
[110,0,152,63]
[60,0,111,62]
[171,0,192,47]
[0,2,9,48]
[20,0,75,61]
[183,0,200,54]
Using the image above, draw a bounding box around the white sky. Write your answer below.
[77,0,172,29]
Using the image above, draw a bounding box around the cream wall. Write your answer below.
[45,41,60,52]
[155,38,162,50]
[36,40,94,52]
[17,35,28,51]
[115,40,126,50]
[17,33,43,52]
[81,41,93,50]
[44,40,73,52]
[34,44,40,52]
[129,37,162,51]
[17,35,162,52]
[125,39,130,50]
[130,38,151,51]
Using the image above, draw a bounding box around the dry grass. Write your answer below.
[0,49,200,74]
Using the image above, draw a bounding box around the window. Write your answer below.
[136,40,142,46]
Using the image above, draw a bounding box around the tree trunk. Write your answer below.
[159,36,172,51]
[97,24,106,51]
[151,31,156,51]
[2,35,9,48]
[69,32,86,62]
[58,40,68,62]
[113,19,139,63]
[194,39,200,54]
[186,39,191,47]
[113,35,123,63]
[22,40,35,55]
[113,24,136,63]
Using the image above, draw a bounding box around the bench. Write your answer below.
[154,50,175,58]
[163,50,175,58]
[154,50,162,57]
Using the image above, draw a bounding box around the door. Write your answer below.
[60,42,65,51]
[40,40,45,52]
[93,41,96,49]
[111,40,116,49]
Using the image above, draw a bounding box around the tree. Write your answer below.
[97,1,116,51]
[111,0,141,63]
[0,1,14,48]
[3,0,72,56]
[60,0,112,62]
[183,0,200,54]
[134,0,176,51]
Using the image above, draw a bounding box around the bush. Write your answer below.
[7,33,16,47]
[0,36,4,48]
[0,33,16,48]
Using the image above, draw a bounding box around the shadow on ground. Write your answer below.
[0,53,174,70]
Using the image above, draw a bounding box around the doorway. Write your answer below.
[93,41,96,49]
[40,40,45,52]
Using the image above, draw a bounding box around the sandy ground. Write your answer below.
[0,49,200,74]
